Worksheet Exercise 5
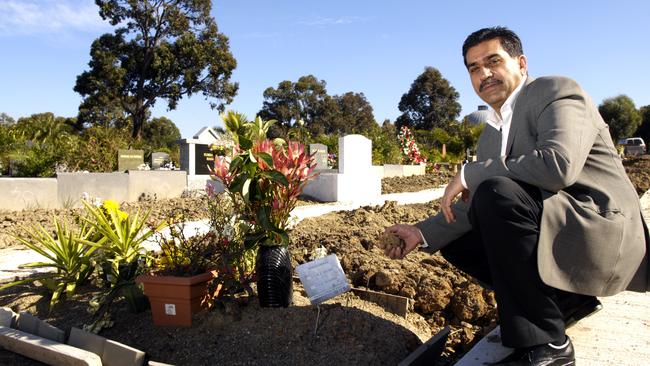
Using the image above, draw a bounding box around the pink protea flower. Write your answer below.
[210,156,232,185]
[253,140,275,170]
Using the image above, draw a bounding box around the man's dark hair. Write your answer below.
[462,26,524,66]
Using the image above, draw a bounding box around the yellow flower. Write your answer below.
[102,200,120,212]
[117,210,129,221]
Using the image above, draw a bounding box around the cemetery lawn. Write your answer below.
[1,160,648,365]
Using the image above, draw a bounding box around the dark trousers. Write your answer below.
[440,176,566,348]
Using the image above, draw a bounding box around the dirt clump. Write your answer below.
[623,155,650,196]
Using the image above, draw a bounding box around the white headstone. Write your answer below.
[339,135,371,174]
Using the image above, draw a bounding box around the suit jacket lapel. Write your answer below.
[505,76,535,156]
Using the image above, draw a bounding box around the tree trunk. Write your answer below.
[132,108,146,140]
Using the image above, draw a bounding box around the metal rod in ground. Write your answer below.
[314,305,321,336]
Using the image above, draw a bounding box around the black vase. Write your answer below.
[118,260,149,313]
[256,246,293,308]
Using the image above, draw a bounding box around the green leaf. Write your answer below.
[248,150,257,163]
[0,278,39,291]
[255,206,273,231]
[257,152,273,168]
[229,155,244,171]
[263,170,289,186]
[50,286,63,310]
[242,178,252,202]
[229,172,249,194]
[239,136,253,150]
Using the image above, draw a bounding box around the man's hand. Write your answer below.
[383,224,423,259]
[441,171,470,224]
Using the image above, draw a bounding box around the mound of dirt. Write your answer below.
[0,199,493,366]
[382,171,453,194]
[623,155,650,196]
[1,162,647,365]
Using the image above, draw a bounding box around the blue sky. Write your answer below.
[1,0,649,138]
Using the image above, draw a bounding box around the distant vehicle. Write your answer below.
[619,137,646,156]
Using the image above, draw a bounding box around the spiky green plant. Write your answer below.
[1,218,98,310]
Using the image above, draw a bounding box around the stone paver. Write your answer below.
[0,326,102,366]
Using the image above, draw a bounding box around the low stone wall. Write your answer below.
[127,171,187,201]
[0,171,188,211]
[187,175,213,191]
[58,172,130,207]
[383,164,426,178]
[0,178,58,211]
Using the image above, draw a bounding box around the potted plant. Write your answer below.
[211,111,316,307]
[136,208,222,327]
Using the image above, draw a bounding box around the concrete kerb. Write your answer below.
[0,327,103,366]
[0,308,148,366]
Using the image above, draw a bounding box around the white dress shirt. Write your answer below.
[460,77,527,188]
[420,77,527,249]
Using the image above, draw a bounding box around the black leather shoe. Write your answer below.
[560,295,603,328]
[491,336,575,365]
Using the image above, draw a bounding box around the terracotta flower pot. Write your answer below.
[136,271,216,326]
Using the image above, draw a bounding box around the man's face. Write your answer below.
[465,38,527,111]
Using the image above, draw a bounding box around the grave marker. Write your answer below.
[309,143,329,171]
[117,149,144,172]
[193,144,215,175]
[339,135,371,174]
[151,152,170,170]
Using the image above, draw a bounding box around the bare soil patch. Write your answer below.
[381,171,453,194]
[1,163,647,365]
[623,155,650,196]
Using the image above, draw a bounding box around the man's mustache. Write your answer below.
[480,78,502,92]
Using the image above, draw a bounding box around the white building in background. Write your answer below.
[466,105,489,125]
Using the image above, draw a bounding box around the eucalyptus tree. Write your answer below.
[599,95,642,142]
[396,66,461,130]
[75,0,238,139]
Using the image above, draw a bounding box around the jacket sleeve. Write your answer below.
[415,199,471,253]
[463,77,600,193]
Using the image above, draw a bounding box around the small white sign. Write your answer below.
[296,254,350,304]
[165,303,176,315]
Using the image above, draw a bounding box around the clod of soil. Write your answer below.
[377,231,405,251]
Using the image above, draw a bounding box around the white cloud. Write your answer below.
[0,0,110,36]
[298,16,368,27]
